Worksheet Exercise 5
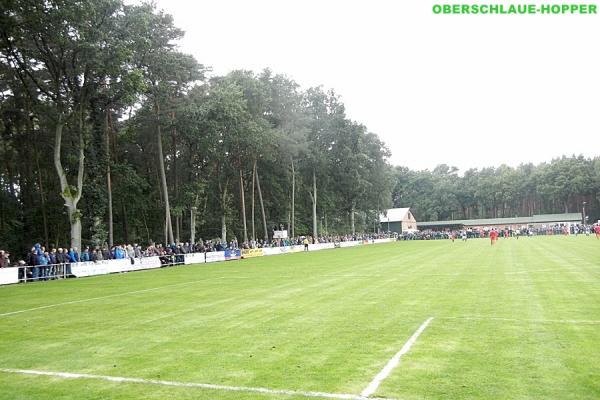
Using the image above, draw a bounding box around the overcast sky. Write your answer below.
[150,0,600,172]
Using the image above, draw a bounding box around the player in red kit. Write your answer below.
[490,229,498,245]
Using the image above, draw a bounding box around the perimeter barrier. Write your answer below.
[0,238,394,286]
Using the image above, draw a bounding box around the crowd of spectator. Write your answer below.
[0,232,397,274]
[1,224,593,279]
[242,233,395,249]
[397,224,595,241]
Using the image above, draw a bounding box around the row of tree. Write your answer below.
[391,157,600,223]
[0,0,391,255]
[1,1,598,257]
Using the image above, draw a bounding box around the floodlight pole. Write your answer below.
[582,201,586,226]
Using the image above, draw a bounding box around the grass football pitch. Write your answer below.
[0,236,599,399]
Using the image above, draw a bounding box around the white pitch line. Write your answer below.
[361,317,434,398]
[0,368,392,400]
[0,278,222,318]
[441,316,600,325]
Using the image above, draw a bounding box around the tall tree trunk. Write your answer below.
[105,110,114,247]
[251,162,256,241]
[155,102,174,244]
[255,164,268,241]
[121,201,129,243]
[54,112,84,251]
[34,137,49,247]
[350,203,355,235]
[171,111,179,243]
[309,169,318,243]
[142,209,150,244]
[240,169,248,243]
[221,214,227,245]
[291,159,295,238]
[190,206,196,244]
[220,181,228,244]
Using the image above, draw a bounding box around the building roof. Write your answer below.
[418,213,582,228]
[379,208,411,223]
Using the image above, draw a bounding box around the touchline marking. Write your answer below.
[360,317,434,398]
[441,316,600,325]
[0,278,222,318]
[0,368,393,400]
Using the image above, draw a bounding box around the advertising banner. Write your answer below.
[262,247,291,256]
[71,261,112,277]
[290,245,305,253]
[373,238,393,244]
[205,251,226,263]
[241,248,264,258]
[225,249,242,260]
[273,230,288,239]
[0,267,19,285]
[340,240,362,248]
[132,256,162,270]
[308,243,335,251]
[106,258,131,273]
[184,252,206,265]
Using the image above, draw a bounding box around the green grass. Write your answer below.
[0,236,599,399]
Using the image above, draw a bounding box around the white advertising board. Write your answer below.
[339,240,362,248]
[0,267,19,285]
[184,252,206,265]
[308,243,335,251]
[205,251,226,263]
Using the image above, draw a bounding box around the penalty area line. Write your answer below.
[361,317,434,398]
[0,368,394,400]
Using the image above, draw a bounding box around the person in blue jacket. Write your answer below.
[38,251,49,281]
[114,245,125,259]
[68,248,79,263]
[80,247,90,262]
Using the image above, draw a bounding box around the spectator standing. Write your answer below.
[48,249,58,279]
[68,248,79,263]
[27,247,39,281]
[39,251,49,280]
[0,251,9,268]
[81,247,90,262]
[95,247,103,261]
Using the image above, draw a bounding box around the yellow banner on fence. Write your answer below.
[241,248,264,258]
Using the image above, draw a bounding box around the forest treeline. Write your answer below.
[392,160,599,224]
[0,1,598,255]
